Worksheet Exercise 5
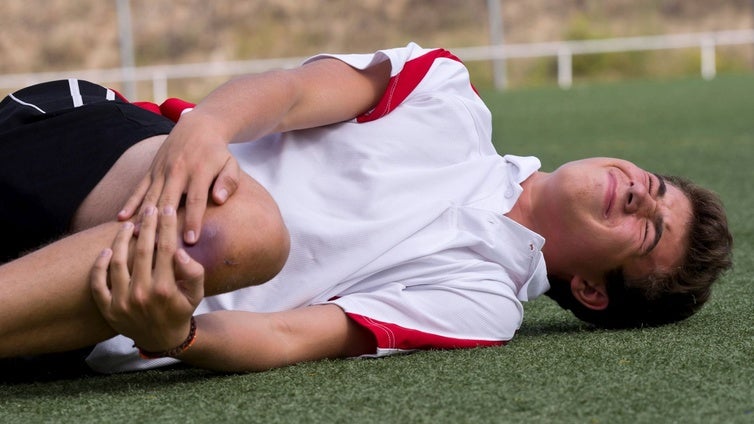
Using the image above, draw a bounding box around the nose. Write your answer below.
[624,181,655,216]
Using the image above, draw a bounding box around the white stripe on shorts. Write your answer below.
[8,93,46,114]
[68,78,83,107]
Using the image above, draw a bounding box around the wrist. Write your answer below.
[179,108,235,144]
[135,316,197,359]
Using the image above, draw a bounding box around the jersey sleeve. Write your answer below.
[328,279,523,357]
[304,42,482,123]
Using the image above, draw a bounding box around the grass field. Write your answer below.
[1,75,753,423]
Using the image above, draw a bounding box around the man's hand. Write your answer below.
[91,205,205,353]
[117,113,240,244]
[117,58,390,246]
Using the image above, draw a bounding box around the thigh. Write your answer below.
[70,134,167,232]
[0,99,174,262]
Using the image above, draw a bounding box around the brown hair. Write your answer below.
[545,175,733,328]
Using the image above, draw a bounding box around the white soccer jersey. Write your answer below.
[87,43,550,372]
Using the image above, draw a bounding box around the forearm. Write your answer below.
[175,305,375,372]
[182,58,390,144]
[176,311,300,372]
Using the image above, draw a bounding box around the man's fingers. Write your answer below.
[118,176,152,221]
[212,156,241,205]
[109,221,136,302]
[90,248,114,313]
[154,205,179,285]
[131,206,158,289]
[126,175,166,237]
[181,173,212,245]
[156,167,190,211]
[174,248,205,304]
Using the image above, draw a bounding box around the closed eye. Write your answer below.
[646,215,664,254]
[653,173,667,197]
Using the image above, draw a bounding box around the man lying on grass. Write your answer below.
[0,43,732,374]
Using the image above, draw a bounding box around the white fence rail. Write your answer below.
[1,29,753,100]
[454,29,754,89]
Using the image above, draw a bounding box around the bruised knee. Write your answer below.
[183,175,290,296]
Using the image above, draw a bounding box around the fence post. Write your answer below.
[152,73,168,103]
[115,0,136,99]
[557,47,573,89]
[487,0,507,90]
[701,37,716,80]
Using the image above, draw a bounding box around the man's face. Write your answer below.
[536,157,692,284]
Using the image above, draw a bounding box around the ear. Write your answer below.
[570,276,609,311]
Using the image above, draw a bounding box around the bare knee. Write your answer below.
[184,174,290,296]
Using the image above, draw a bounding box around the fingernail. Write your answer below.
[99,248,112,258]
[118,209,127,217]
[217,188,229,203]
[176,249,190,263]
[123,221,134,230]
[162,205,175,216]
[144,206,156,216]
[186,230,196,243]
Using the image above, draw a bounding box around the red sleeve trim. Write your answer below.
[159,98,196,122]
[128,98,196,123]
[356,48,466,123]
[109,85,196,123]
[346,313,506,351]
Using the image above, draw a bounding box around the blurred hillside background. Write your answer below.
[1,0,753,100]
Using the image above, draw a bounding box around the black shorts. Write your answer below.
[0,80,175,262]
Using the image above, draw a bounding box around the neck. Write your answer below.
[505,171,546,232]
[505,171,567,279]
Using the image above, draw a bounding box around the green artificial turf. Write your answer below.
[1,74,753,423]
